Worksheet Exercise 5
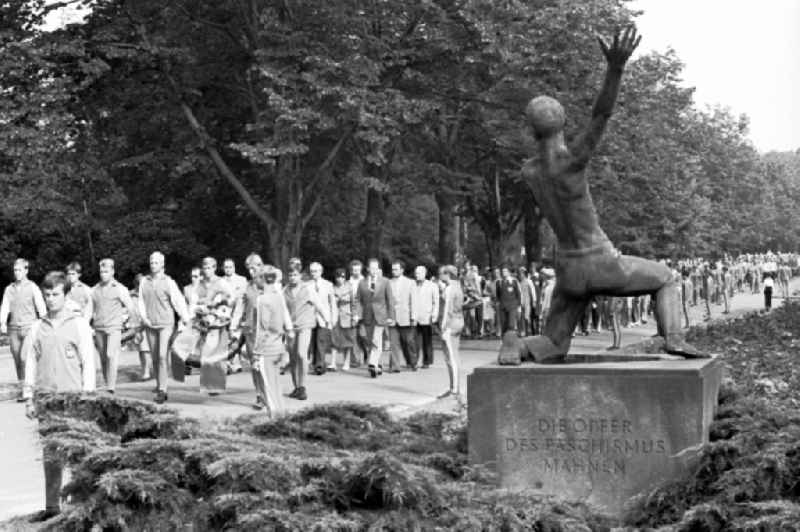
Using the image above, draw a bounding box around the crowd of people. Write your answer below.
[2,250,796,521]
[0,254,469,417]
[2,251,796,417]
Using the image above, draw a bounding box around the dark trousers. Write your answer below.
[309,326,332,370]
[389,326,417,368]
[355,325,370,365]
[473,305,483,336]
[499,307,519,333]
[764,286,773,310]
[44,453,63,512]
[415,324,434,366]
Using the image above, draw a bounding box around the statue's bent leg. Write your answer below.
[608,255,709,359]
[497,286,586,365]
[530,288,588,362]
[498,330,526,365]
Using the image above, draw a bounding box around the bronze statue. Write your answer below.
[500,26,708,364]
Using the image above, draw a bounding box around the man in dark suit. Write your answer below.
[496,265,521,334]
[356,258,395,378]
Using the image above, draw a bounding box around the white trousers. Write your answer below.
[442,331,461,393]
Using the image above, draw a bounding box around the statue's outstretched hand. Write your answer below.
[597,26,641,68]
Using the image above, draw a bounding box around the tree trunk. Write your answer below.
[436,193,457,264]
[363,187,387,261]
[81,198,96,269]
[523,206,543,266]
[485,231,503,269]
[268,229,299,271]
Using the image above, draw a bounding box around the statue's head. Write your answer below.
[526,96,565,138]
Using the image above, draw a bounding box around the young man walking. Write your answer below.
[91,259,135,393]
[65,262,93,320]
[22,271,96,521]
[138,251,189,403]
[0,258,46,400]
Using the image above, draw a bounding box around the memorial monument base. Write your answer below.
[468,355,723,515]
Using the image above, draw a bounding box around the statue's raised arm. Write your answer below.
[570,26,641,165]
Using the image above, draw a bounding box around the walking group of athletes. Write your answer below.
[1,253,468,420]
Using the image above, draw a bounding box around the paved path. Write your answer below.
[0,281,791,521]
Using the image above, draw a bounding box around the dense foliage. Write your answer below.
[14,303,800,531]
[31,396,614,531]
[1,0,799,286]
[620,303,800,531]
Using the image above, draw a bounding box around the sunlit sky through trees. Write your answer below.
[632,0,800,153]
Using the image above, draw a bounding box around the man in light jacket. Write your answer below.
[412,265,439,369]
[309,262,336,374]
[388,260,417,371]
[138,251,190,404]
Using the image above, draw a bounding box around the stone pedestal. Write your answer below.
[467,356,723,515]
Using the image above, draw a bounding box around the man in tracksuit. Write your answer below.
[22,271,96,521]
[0,258,46,400]
[91,258,135,394]
[138,251,189,404]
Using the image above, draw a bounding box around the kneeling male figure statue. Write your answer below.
[501,26,707,364]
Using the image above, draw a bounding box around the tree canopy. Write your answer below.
[1,0,797,286]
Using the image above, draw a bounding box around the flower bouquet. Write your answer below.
[172,294,233,384]
[194,296,233,333]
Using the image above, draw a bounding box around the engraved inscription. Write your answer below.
[503,417,667,478]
